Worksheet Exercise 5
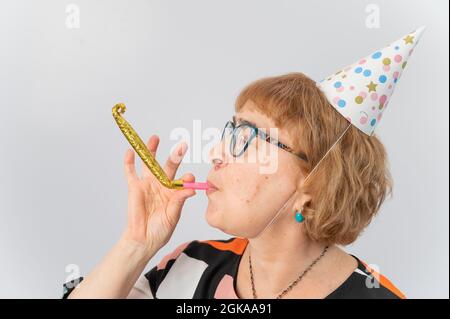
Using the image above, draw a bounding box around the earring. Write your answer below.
[295,208,305,223]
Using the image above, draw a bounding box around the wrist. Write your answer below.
[118,233,157,264]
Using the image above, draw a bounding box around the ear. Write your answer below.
[293,191,312,211]
[294,177,312,211]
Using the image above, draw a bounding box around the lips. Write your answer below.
[207,180,219,190]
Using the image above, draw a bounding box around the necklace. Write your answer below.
[248,245,329,299]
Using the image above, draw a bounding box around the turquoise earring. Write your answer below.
[295,209,305,223]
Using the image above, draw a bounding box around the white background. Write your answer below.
[0,0,448,298]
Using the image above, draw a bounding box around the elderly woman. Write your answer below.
[63,72,404,299]
[63,26,425,298]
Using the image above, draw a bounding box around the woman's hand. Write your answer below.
[121,135,196,259]
[65,135,195,299]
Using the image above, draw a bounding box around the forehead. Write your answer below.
[234,111,274,130]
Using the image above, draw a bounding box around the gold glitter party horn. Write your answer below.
[112,103,209,191]
[112,103,183,189]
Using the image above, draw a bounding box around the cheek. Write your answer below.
[226,165,288,215]
[206,162,296,236]
[230,168,266,202]
[205,169,263,232]
[247,175,269,202]
[227,175,273,225]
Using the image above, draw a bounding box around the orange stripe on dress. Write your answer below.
[360,260,406,299]
[202,237,249,255]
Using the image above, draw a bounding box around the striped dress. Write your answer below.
[63,237,406,299]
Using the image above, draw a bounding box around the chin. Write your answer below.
[205,206,246,237]
[205,204,220,226]
[205,205,231,234]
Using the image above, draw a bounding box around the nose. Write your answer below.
[209,139,228,170]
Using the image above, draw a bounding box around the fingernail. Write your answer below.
[178,144,185,155]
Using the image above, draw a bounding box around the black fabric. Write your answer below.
[62,277,84,299]
[325,255,400,299]
[61,238,404,299]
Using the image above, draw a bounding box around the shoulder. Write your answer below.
[155,236,248,268]
[144,237,247,298]
[327,254,406,299]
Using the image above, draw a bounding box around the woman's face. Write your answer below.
[206,100,305,238]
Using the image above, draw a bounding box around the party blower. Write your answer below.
[112,103,209,190]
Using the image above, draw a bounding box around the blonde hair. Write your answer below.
[235,72,393,246]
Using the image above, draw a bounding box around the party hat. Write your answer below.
[316,26,426,136]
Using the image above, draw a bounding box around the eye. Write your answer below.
[236,133,248,147]
[240,133,249,142]
[234,126,252,150]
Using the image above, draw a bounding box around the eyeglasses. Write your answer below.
[220,120,308,161]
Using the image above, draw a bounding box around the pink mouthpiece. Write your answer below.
[183,182,209,190]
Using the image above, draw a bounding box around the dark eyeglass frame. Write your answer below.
[221,120,308,162]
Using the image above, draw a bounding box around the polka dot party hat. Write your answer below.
[316,26,426,136]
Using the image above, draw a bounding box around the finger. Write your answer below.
[124,149,138,184]
[164,142,187,180]
[172,173,197,200]
[148,135,160,157]
[180,172,195,183]
[166,182,196,225]
[142,135,160,178]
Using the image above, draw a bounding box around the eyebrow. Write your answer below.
[232,115,257,128]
